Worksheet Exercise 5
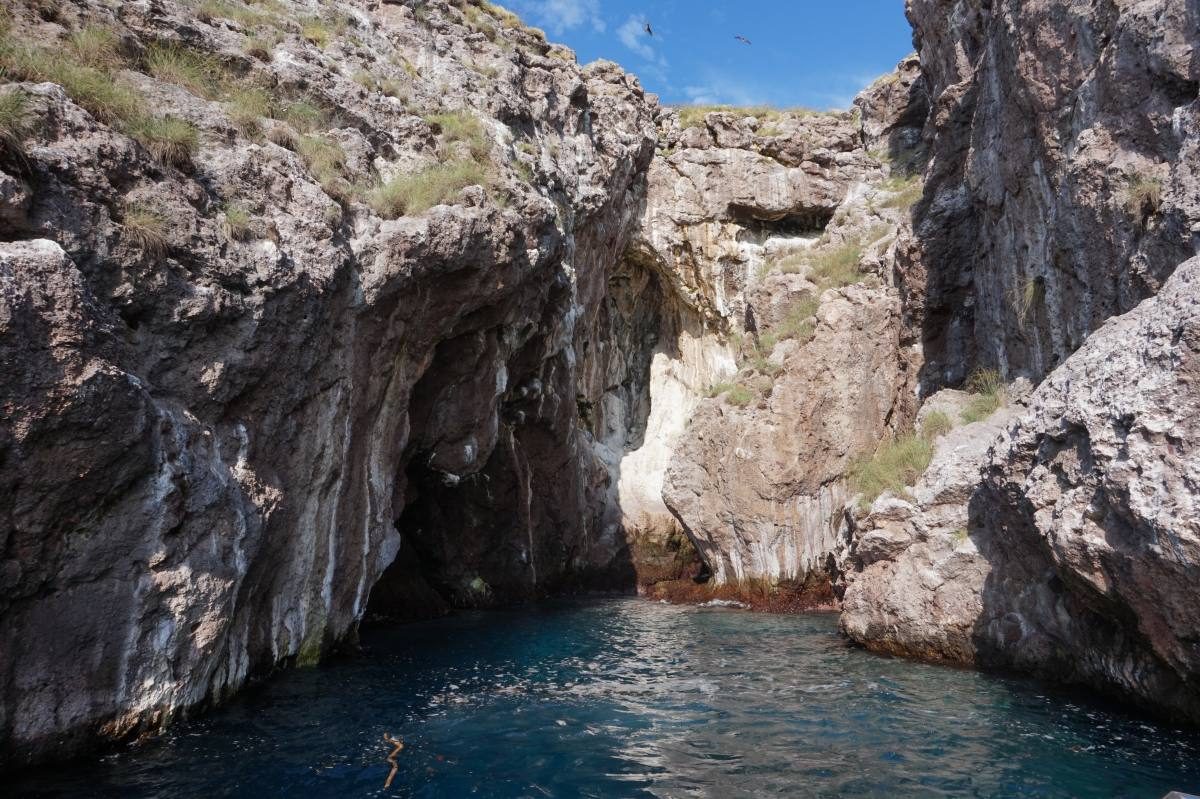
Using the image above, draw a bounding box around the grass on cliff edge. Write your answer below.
[960,368,1006,424]
[0,89,30,157]
[849,431,935,508]
[778,239,865,288]
[706,382,754,407]
[426,111,490,161]
[850,405,969,507]
[675,104,828,130]
[370,159,488,218]
[0,28,200,168]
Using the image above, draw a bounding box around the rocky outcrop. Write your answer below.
[656,69,929,588]
[661,243,909,586]
[840,398,1014,662]
[907,0,1200,385]
[0,0,658,767]
[843,256,1200,722]
[835,0,1200,724]
[612,106,881,545]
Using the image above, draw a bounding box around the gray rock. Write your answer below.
[843,257,1200,723]
[0,0,656,767]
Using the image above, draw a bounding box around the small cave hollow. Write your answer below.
[728,204,836,240]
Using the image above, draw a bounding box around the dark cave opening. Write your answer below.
[727,205,835,238]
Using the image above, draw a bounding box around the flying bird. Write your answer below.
[644,22,654,36]
[734,34,752,45]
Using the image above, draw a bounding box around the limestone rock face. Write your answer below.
[971,255,1200,721]
[843,257,1200,722]
[907,0,1200,385]
[656,68,929,587]
[835,0,1200,724]
[0,0,657,766]
[663,283,906,583]
[839,401,1013,663]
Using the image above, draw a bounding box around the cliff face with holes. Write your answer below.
[0,0,663,767]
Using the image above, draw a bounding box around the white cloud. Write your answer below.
[681,73,765,107]
[512,0,605,35]
[617,14,663,64]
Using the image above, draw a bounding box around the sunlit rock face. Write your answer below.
[843,257,1200,723]
[654,63,929,588]
[838,0,1200,724]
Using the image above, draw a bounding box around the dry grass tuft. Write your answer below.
[0,39,141,123]
[0,30,200,168]
[920,410,954,440]
[0,89,31,159]
[960,368,1006,424]
[1124,174,1162,223]
[369,159,487,218]
[426,111,489,160]
[280,99,326,133]
[225,86,273,134]
[675,104,826,129]
[850,432,935,507]
[880,172,924,209]
[221,203,252,240]
[68,26,125,69]
[296,134,351,199]
[123,205,169,257]
[723,384,754,407]
[127,115,200,167]
[146,42,226,99]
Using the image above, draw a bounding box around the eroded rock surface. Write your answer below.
[908,0,1200,384]
[658,67,928,588]
[0,0,657,766]
[839,400,1014,663]
[843,257,1200,722]
[834,0,1200,724]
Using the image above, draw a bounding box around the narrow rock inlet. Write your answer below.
[0,0,1198,794]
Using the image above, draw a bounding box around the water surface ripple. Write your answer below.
[15,599,1200,798]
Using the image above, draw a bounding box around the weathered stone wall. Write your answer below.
[907,0,1200,387]
[0,0,657,767]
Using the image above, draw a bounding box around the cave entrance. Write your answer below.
[728,205,836,240]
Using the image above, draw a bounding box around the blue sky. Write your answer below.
[502,1,914,109]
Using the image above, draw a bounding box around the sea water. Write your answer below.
[13,598,1200,798]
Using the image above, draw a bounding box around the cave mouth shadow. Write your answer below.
[362,189,704,625]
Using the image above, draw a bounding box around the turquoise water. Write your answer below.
[13,599,1200,798]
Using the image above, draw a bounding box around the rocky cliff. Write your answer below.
[655,0,1200,726]
[657,58,928,592]
[838,0,1200,724]
[3,0,1200,771]
[0,0,662,767]
[907,0,1199,384]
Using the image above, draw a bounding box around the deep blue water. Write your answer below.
[13,599,1200,798]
